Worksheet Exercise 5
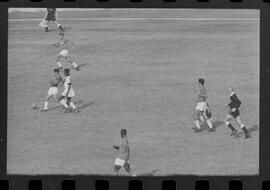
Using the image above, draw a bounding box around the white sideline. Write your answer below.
[9,17,259,22]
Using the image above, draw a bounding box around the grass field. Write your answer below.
[7,9,259,175]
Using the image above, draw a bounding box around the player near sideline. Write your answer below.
[53,32,80,71]
[39,8,63,32]
[113,129,135,176]
[193,78,214,132]
[224,87,251,139]
[59,68,80,113]
[41,68,63,112]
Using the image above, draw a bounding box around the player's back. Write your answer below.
[118,137,129,160]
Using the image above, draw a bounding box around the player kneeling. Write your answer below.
[113,129,135,176]
[59,68,80,113]
[41,68,63,112]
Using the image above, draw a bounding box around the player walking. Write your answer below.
[41,68,63,112]
[193,78,214,132]
[59,68,80,113]
[39,8,63,32]
[54,32,80,71]
[113,129,135,176]
[224,87,251,139]
[202,102,215,132]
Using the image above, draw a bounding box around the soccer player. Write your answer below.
[193,78,214,132]
[53,32,80,71]
[41,68,63,112]
[39,8,63,32]
[113,129,134,176]
[59,68,80,113]
[224,87,250,139]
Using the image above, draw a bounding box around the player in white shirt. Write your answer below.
[53,32,80,71]
[59,68,80,113]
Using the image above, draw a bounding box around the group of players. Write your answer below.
[193,78,251,139]
[37,9,251,177]
[39,8,80,113]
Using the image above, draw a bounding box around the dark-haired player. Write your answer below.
[39,8,63,32]
[59,68,80,113]
[193,78,214,132]
[224,87,250,139]
[41,68,63,111]
[53,32,80,71]
[113,129,135,176]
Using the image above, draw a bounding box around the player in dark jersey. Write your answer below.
[41,68,63,111]
[39,8,63,32]
[224,87,251,139]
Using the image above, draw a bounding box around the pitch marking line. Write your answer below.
[9,17,259,22]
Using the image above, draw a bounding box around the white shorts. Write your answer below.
[196,102,207,112]
[114,158,129,167]
[47,87,58,96]
[59,49,69,57]
[61,88,75,97]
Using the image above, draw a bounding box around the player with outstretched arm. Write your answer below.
[39,8,63,32]
[53,32,80,71]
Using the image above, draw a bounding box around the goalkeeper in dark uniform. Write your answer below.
[39,8,63,32]
[224,87,251,139]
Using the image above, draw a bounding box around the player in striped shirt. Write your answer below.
[193,78,214,132]
[224,87,250,139]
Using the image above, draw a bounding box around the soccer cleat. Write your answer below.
[245,133,251,139]
[45,27,49,32]
[231,129,237,136]
[40,109,48,112]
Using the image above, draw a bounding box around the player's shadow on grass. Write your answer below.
[48,26,72,32]
[212,120,225,130]
[78,101,95,109]
[46,99,84,111]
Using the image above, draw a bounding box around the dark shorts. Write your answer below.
[229,108,240,119]
[45,14,56,21]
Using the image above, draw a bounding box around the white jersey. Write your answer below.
[61,75,75,97]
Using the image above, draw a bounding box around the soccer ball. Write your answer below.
[31,103,38,110]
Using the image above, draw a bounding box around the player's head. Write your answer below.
[198,78,205,86]
[120,129,127,138]
[53,68,59,73]
[59,32,64,39]
[64,68,70,76]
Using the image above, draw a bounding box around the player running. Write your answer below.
[41,68,63,112]
[224,87,251,139]
[59,68,80,113]
[53,32,80,71]
[193,78,214,132]
[113,129,135,176]
[39,8,63,32]
[201,102,215,132]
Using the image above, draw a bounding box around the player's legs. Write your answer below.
[42,94,52,111]
[235,116,250,138]
[53,21,63,31]
[193,110,202,132]
[114,165,121,175]
[67,97,80,112]
[124,163,132,175]
[225,114,237,136]
[43,20,49,32]
[206,117,214,131]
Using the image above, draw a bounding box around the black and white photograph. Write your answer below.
[8,8,259,176]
